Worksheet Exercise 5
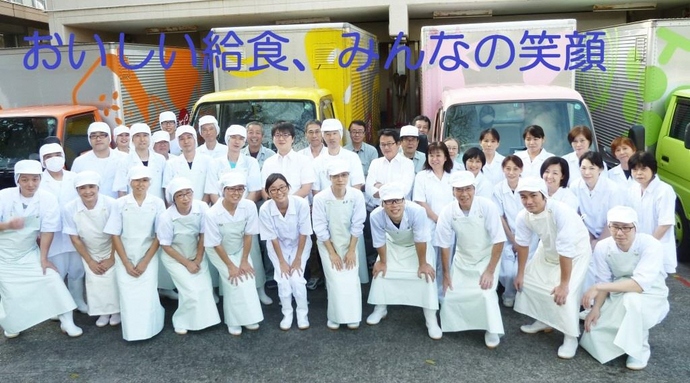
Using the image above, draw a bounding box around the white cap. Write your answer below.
[400,125,418,137]
[74,170,101,188]
[327,160,350,177]
[87,122,111,140]
[39,143,64,167]
[516,177,548,198]
[130,123,151,137]
[219,171,246,189]
[450,171,476,188]
[113,125,129,137]
[321,119,343,135]
[166,177,193,203]
[379,183,405,201]
[225,124,247,143]
[152,130,170,144]
[607,206,638,227]
[14,159,43,184]
[159,111,177,124]
[198,115,220,137]
[128,165,151,181]
[176,125,197,140]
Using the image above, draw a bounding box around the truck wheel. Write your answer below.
[676,201,690,263]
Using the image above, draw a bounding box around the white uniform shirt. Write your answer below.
[259,195,313,249]
[162,152,213,201]
[103,194,166,236]
[563,151,609,186]
[169,137,181,156]
[370,202,429,248]
[39,170,79,256]
[261,150,316,196]
[344,142,378,177]
[608,165,635,187]
[550,187,578,210]
[516,149,555,179]
[205,154,262,197]
[241,145,276,169]
[482,153,505,187]
[0,188,60,233]
[592,233,666,291]
[312,148,365,192]
[365,153,415,209]
[71,149,124,198]
[156,200,209,246]
[492,180,523,233]
[204,199,259,248]
[197,142,228,160]
[413,170,454,218]
[435,196,506,249]
[312,187,366,242]
[112,149,167,200]
[474,172,494,200]
[298,145,328,160]
[515,199,587,258]
[62,194,117,236]
[571,177,624,238]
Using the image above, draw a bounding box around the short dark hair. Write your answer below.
[412,115,431,126]
[271,122,295,138]
[578,150,604,169]
[423,141,453,173]
[264,173,291,193]
[523,125,546,139]
[349,120,366,129]
[502,154,523,169]
[479,128,500,142]
[628,151,657,175]
[540,156,569,187]
[567,125,593,144]
[379,128,400,143]
[462,147,486,169]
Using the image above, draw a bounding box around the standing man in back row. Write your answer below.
[241,121,275,169]
[399,125,426,174]
[344,120,379,178]
[159,111,181,155]
[197,115,228,160]
[71,122,124,199]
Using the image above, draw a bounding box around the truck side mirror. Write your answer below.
[684,122,690,150]
[628,124,646,151]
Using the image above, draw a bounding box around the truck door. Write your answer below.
[63,113,98,169]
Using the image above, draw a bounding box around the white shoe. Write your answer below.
[58,312,83,337]
[159,289,179,300]
[228,326,242,336]
[280,315,293,331]
[175,328,188,335]
[557,335,579,359]
[258,287,273,305]
[245,323,260,331]
[502,296,515,308]
[327,320,339,330]
[520,320,553,334]
[423,309,442,340]
[579,308,591,321]
[95,315,110,327]
[109,313,121,326]
[485,332,501,349]
[366,306,388,325]
[626,355,648,370]
[297,316,310,330]
[3,331,20,339]
[347,322,360,330]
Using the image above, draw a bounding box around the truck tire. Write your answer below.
[676,200,690,263]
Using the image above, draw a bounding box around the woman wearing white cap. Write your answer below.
[579,206,669,370]
[205,172,264,335]
[159,111,181,155]
[436,171,506,348]
[112,123,167,201]
[196,115,228,159]
[259,173,313,330]
[113,125,131,153]
[513,177,592,359]
[104,165,166,341]
[0,160,82,338]
[71,121,124,199]
[366,183,441,340]
[38,143,88,313]
[157,177,220,335]
[62,170,121,328]
[312,160,366,330]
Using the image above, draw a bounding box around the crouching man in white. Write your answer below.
[579,206,669,370]
[366,183,441,339]
[514,177,592,359]
[436,171,506,348]
[0,160,82,338]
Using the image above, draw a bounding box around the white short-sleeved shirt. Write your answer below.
[312,187,366,242]
[197,142,228,160]
[474,172,494,200]
[435,196,506,249]
[344,142,379,177]
[592,233,666,291]
[261,150,316,196]
[62,194,117,236]
[168,137,181,156]
[516,149,554,179]
[0,188,60,233]
[608,165,635,187]
[156,200,209,246]
[259,195,313,248]
[112,149,167,200]
[39,170,80,255]
[482,153,505,187]
[205,154,262,197]
[515,199,589,258]
[571,177,624,238]
[103,193,166,236]
[241,145,276,169]
[365,153,416,209]
[298,145,328,161]
[162,152,213,202]
[563,151,609,186]
[204,199,259,248]
[312,148,365,192]
[550,187,579,211]
[492,180,522,232]
[413,170,454,217]
[71,149,124,198]
[370,202,429,248]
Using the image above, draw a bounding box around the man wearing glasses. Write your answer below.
[71,122,124,198]
[260,122,315,200]
[344,120,378,177]
[364,129,415,212]
[365,183,441,339]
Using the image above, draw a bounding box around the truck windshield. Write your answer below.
[0,116,56,170]
[193,100,317,150]
[444,101,593,156]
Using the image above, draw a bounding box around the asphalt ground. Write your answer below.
[1,263,689,383]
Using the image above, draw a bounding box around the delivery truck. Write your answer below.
[422,19,595,157]
[190,22,379,150]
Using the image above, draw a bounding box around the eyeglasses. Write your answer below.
[89,133,108,140]
[380,141,397,148]
[349,130,365,135]
[382,198,404,206]
[453,186,474,194]
[268,185,288,195]
[273,133,292,139]
[225,186,246,194]
[174,191,193,200]
[609,225,635,233]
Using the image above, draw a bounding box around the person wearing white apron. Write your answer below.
[62,171,121,328]
[205,173,265,335]
[312,161,366,330]
[0,160,82,338]
[162,125,213,204]
[579,206,669,370]
[259,173,313,330]
[513,177,592,359]
[104,165,166,341]
[366,183,441,340]
[157,177,221,335]
[436,171,506,348]
[38,143,88,313]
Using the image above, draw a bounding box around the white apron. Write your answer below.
[115,203,165,341]
[73,206,120,316]
[205,220,264,327]
[367,225,438,310]
[514,209,591,337]
[0,211,76,334]
[440,214,504,334]
[249,235,266,289]
[579,248,669,363]
[317,199,362,324]
[161,213,221,331]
